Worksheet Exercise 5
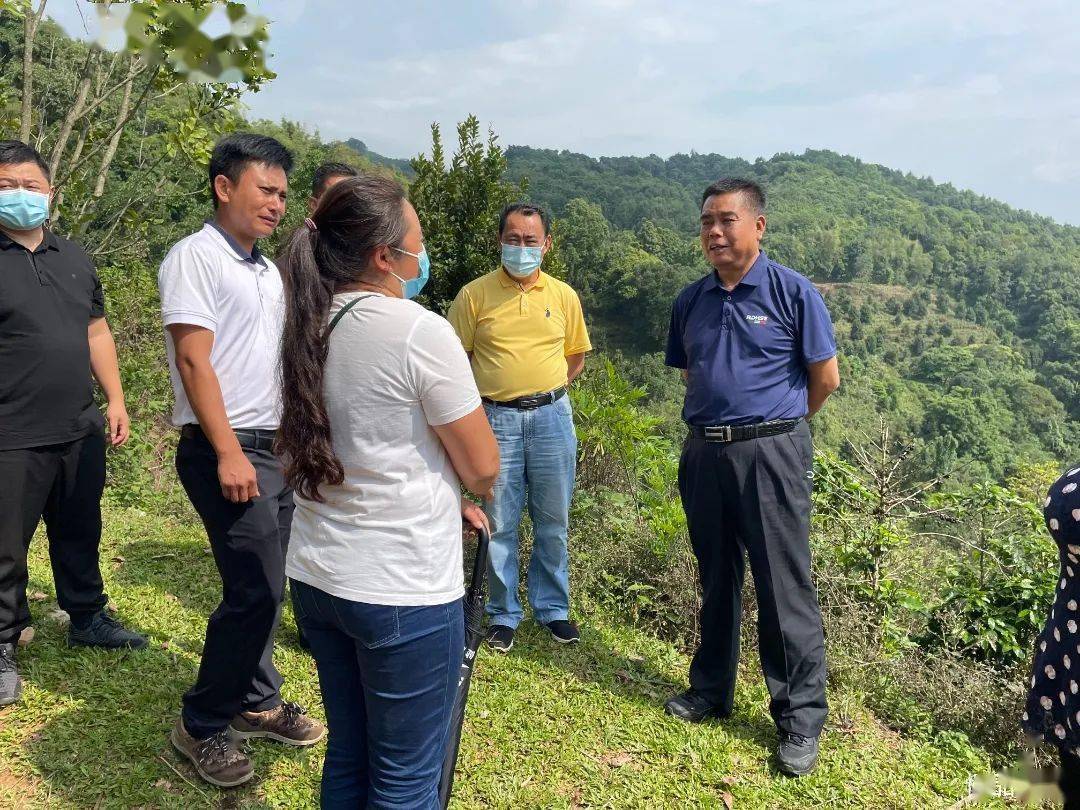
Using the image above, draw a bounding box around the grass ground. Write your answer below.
[0,501,1008,808]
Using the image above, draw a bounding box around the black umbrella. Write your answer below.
[439,524,492,809]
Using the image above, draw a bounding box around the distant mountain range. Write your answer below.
[343,138,415,177]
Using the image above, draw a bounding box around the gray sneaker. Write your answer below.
[68,611,148,650]
[776,731,820,777]
[0,642,21,706]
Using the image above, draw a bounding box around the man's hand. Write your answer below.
[461,497,490,536]
[218,449,260,503]
[105,400,130,447]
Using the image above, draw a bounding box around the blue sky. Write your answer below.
[50,1,1080,224]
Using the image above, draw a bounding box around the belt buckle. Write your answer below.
[704,425,732,443]
[519,396,541,410]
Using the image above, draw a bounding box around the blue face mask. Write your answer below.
[0,188,50,230]
[391,246,431,299]
[501,243,543,278]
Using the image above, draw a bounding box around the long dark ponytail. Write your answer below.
[276,174,409,502]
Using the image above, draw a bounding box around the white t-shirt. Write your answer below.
[158,223,284,429]
[286,293,481,606]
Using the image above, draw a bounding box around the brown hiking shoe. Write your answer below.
[229,701,326,747]
[169,719,253,788]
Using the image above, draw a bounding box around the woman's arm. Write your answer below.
[432,407,499,499]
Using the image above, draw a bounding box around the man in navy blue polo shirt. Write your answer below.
[664,178,840,777]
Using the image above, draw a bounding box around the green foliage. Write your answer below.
[923,484,1055,666]
[507,145,1080,455]
[99,0,274,87]
[408,115,527,313]
[572,359,685,556]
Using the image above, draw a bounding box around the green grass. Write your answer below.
[0,501,1007,808]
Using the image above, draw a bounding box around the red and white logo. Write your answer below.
[745,314,769,326]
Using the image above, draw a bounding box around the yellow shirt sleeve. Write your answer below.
[446,287,476,352]
[563,288,592,356]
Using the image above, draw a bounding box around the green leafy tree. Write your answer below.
[1,1,272,257]
[408,115,526,312]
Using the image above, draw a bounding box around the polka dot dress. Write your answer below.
[1023,465,1080,752]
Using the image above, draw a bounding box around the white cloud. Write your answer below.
[42,0,1080,223]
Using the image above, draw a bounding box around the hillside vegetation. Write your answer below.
[0,8,1074,806]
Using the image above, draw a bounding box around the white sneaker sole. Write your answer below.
[169,727,254,788]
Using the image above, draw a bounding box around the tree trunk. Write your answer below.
[19,0,48,143]
[92,59,137,198]
[48,49,95,179]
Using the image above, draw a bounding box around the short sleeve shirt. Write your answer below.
[158,222,285,429]
[665,250,836,426]
[287,293,481,606]
[447,269,592,401]
[0,229,106,450]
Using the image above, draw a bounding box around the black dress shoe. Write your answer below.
[776,731,820,776]
[663,689,727,723]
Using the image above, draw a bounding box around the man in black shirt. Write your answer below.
[0,141,146,707]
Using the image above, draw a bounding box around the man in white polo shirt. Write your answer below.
[158,133,324,788]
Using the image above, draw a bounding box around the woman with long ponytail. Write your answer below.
[276,175,499,809]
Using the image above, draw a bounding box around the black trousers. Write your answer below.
[0,429,109,644]
[176,435,294,739]
[678,420,828,737]
[1063,749,1080,810]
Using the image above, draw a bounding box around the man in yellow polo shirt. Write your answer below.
[448,203,591,653]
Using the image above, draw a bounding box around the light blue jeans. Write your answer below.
[483,395,577,629]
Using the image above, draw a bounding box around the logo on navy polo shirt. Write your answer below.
[745,314,769,326]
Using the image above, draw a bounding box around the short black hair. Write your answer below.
[0,140,51,184]
[700,177,766,215]
[311,161,358,200]
[498,202,550,236]
[208,132,294,208]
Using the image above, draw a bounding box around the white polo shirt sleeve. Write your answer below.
[407,312,481,427]
[158,240,220,331]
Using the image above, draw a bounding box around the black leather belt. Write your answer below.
[688,418,802,443]
[482,387,567,410]
[180,423,277,452]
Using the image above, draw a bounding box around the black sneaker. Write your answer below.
[486,624,515,653]
[776,731,820,777]
[68,611,148,650]
[0,642,21,706]
[663,688,727,723]
[545,620,580,644]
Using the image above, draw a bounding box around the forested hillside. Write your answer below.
[0,7,1073,805]
[501,146,1080,481]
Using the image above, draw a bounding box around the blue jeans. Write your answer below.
[483,394,577,629]
[290,579,463,810]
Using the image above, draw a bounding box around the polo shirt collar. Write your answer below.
[205,219,266,267]
[497,267,547,289]
[0,227,60,254]
[740,250,768,288]
[705,249,768,291]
